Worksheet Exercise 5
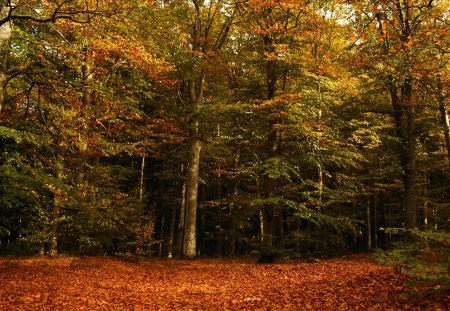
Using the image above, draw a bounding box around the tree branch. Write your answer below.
[0,1,120,26]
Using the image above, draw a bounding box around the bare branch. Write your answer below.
[0,1,122,26]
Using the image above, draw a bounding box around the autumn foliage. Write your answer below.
[0,256,447,310]
[1,1,449,305]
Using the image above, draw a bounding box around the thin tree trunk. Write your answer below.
[438,76,450,166]
[276,208,284,246]
[228,145,240,256]
[259,210,264,245]
[167,206,176,259]
[176,168,186,257]
[228,218,236,257]
[139,154,146,202]
[423,170,429,247]
[159,214,164,257]
[402,78,417,229]
[262,206,274,249]
[0,5,11,114]
[367,196,372,250]
[49,155,64,256]
[440,105,450,166]
[77,46,94,185]
[379,191,386,250]
[373,192,378,249]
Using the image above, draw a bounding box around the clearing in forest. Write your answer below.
[0,255,447,310]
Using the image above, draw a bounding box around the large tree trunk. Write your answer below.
[0,5,11,114]
[377,3,417,231]
[182,2,206,258]
[389,78,417,230]
[181,0,232,258]
[183,135,201,258]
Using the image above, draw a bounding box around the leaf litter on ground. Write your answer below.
[0,254,448,310]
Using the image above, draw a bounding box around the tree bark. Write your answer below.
[167,206,176,259]
[389,79,417,230]
[77,46,94,185]
[437,76,450,166]
[0,5,11,114]
[176,177,186,257]
[49,155,64,256]
[139,154,146,202]
[183,135,201,258]
[402,78,417,229]
[181,0,233,258]
[182,2,208,258]
[261,206,274,249]
[376,2,419,231]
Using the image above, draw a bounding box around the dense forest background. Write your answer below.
[0,0,449,281]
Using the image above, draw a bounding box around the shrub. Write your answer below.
[377,228,450,289]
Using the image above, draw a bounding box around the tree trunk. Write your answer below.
[260,34,278,249]
[180,0,233,258]
[402,78,417,229]
[440,105,450,166]
[181,2,206,259]
[183,135,201,258]
[378,191,387,250]
[378,3,418,231]
[261,206,274,249]
[77,46,94,185]
[167,206,176,259]
[275,208,284,246]
[176,167,186,257]
[438,76,450,166]
[0,5,11,114]
[228,218,236,257]
[373,192,378,249]
[182,77,203,258]
[182,77,202,258]
[139,154,146,202]
[389,78,417,230]
[159,214,165,257]
[49,155,64,256]
[367,197,372,250]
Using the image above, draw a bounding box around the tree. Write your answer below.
[351,0,450,230]
[0,0,179,256]
[165,0,234,258]
[0,0,127,114]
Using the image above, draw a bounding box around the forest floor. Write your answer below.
[0,254,448,310]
